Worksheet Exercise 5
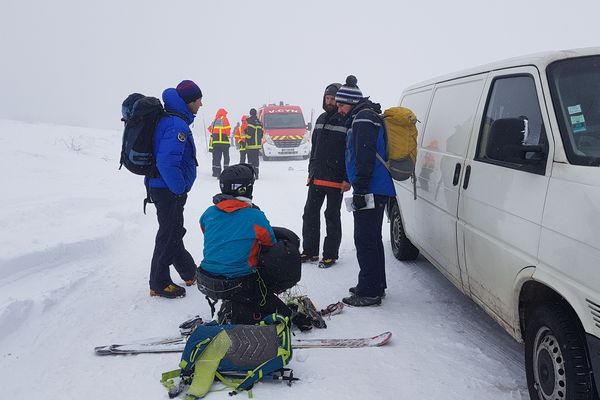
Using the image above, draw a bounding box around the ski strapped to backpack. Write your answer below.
[368,107,419,199]
[161,313,293,399]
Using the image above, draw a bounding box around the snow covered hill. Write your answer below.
[0,119,527,399]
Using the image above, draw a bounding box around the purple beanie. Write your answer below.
[176,80,203,104]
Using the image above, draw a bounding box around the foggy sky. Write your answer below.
[1,0,599,130]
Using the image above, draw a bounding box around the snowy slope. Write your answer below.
[0,120,527,399]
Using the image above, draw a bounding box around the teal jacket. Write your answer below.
[199,195,277,278]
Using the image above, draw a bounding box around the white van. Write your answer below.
[391,48,600,400]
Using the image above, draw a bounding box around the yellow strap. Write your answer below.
[186,331,232,398]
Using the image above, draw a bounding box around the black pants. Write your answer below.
[353,195,389,297]
[212,143,230,177]
[149,188,196,290]
[239,150,246,163]
[206,272,291,325]
[246,149,260,178]
[301,184,343,259]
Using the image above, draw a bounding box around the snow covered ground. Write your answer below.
[0,119,528,399]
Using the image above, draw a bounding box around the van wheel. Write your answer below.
[525,303,595,400]
[390,202,419,261]
[262,155,270,161]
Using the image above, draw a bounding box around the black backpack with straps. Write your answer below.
[119,94,164,177]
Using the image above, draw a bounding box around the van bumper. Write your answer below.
[587,333,600,393]
[262,142,310,158]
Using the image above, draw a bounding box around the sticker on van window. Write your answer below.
[570,114,587,133]
[568,104,582,114]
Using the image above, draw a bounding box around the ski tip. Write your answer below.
[94,346,113,356]
[375,331,392,346]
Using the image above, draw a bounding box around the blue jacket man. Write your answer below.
[336,75,395,307]
[148,80,202,299]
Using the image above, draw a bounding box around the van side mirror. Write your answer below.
[306,122,312,131]
[486,118,546,164]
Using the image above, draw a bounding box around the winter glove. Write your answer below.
[291,311,313,332]
[352,194,367,210]
[288,303,313,332]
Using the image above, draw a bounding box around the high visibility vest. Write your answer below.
[234,123,248,151]
[245,124,263,150]
[208,117,231,145]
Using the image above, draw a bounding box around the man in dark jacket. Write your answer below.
[301,83,350,268]
[336,75,395,307]
[244,108,263,179]
[147,80,202,299]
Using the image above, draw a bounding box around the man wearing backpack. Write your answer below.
[301,82,350,268]
[147,80,202,299]
[336,75,395,307]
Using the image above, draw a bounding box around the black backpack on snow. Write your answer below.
[119,94,164,177]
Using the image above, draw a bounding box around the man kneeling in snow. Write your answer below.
[196,164,311,330]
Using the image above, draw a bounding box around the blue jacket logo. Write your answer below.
[177,132,186,142]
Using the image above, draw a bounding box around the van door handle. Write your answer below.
[462,165,471,190]
[452,163,461,186]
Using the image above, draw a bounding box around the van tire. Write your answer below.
[390,202,419,261]
[525,302,596,400]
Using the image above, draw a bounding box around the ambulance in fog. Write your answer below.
[259,102,312,160]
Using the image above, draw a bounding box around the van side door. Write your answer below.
[414,75,487,290]
[458,67,554,326]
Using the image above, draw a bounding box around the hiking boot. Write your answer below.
[300,253,319,263]
[318,258,337,268]
[184,277,196,286]
[150,283,186,299]
[342,294,382,307]
[349,286,386,298]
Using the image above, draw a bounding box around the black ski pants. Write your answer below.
[208,272,291,325]
[239,150,246,164]
[149,188,196,290]
[353,195,390,297]
[301,184,343,259]
[246,149,260,178]
[212,143,230,177]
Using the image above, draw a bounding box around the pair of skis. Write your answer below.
[95,331,392,355]
[95,303,392,356]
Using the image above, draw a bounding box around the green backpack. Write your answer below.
[161,313,293,399]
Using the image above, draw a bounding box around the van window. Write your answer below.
[401,88,432,145]
[547,56,600,166]
[421,77,486,157]
[475,75,548,175]
[263,113,306,129]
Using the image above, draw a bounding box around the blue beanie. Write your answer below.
[176,80,203,104]
[335,75,363,105]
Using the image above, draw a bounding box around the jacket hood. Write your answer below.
[322,82,342,111]
[247,115,260,125]
[213,194,252,213]
[162,88,195,125]
[216,108,228,118]
[350,98,382,119]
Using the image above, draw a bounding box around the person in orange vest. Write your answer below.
[234,115,249,163]
[207,108,232,177]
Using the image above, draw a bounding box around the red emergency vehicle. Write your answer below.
[259,102,312,160]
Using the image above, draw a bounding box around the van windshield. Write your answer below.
[547,56,600,166]
[263,113,306,129]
